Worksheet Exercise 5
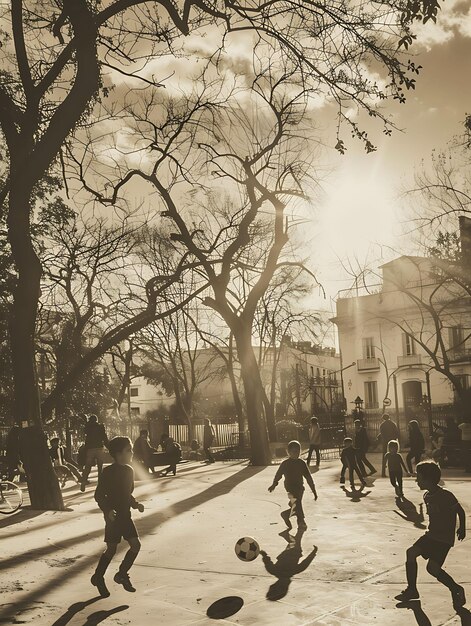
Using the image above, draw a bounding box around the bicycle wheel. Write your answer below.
[0,481,23,514]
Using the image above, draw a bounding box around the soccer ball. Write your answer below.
[234,536,260,562]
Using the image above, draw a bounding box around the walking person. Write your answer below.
[91,436,145,597]
[133,430,157,474]
[376,413,399,477]
[395,461,466,610]
[80,414,109,492]
[49,437,81,485]
[203,418,216,463]
[268,440,318,532]
[340,437,367,489]
[353,419,377,476]
[160,434,182,476]
[306,416,321,467]
[384,440,409,500]
[406,420,425,475]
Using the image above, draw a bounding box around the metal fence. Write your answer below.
[168,422,243,448]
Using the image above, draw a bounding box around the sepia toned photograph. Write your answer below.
[0,1,470,624]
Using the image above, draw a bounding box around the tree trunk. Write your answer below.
[226,362,246,447]
[233,327,271,465]
[8,183,63,510]
[262,388,277,442]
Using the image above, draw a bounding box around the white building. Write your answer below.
[333,254,471,419]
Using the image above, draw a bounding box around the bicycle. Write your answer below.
[0,462,23,515]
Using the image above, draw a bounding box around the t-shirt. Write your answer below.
[354,427,369,452]
[85,422,108,449]
[273,458,315,494]
[309,425,321,445]
[384,451,405,473]
[340,446,357,466]
[424,487,459,546]
[379,420,399,443]
[94,463,138,517]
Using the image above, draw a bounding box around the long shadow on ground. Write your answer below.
[0,465,264,624]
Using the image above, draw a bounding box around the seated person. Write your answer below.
[49,437,81,485]
[133,429,157,473]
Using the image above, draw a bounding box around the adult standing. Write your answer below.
[376,413,399,477]
[354,419,376,476]
[406,420,425,474]
[306,416,321,467]
[133,430,157,474]
[80,415,109,491]
[203,418,216,463]
[458,419,471,473]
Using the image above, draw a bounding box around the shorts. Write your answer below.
[104,515,138,544]
[85,447,106,465]
[412,534,451,566]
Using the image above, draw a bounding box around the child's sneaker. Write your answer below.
[395,588,419,601]
[91,573,110,598]
[280,510,292,530]
[114,571,136,592]
[339,477,345,485]
[452,585,466,609]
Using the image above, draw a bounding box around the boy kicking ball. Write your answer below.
[268,440,318,532]
[91,436,145,597]
[395,461,466,610]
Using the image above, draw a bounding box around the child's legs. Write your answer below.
[120,536,141,574]
[307,445,315,465]
[396,471,403,495]
[291,489,305,522]
[426,558,459,592]
[405,543,422,590]
[95,542,118,577]
[314,445,321,465]
[406,451,414,474]
[340,462,346,481]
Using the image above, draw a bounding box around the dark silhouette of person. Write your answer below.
[160,433,182,476]
[80,415,109,491]
[396,599,432,626]
[353,419,376,476]
[376,414,399,476]
[133,430,156,474]
[203,418,216,463]
[406,420,425,474]
[260,529,317,601]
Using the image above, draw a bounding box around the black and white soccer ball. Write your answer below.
[234,536,260,562]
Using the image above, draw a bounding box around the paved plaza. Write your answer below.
[0,456,470,626]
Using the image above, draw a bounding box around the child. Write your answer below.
[395,461,466,609]
[384,439,409,499]
[340,437,367,488]
[91,436,144,597]
[306,416,321,467]
[268,440,318,532]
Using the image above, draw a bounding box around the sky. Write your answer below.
[310,0,471,316]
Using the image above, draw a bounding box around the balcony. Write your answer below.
[357,357,380,372]
[449,349,471,364]
[397,354,422,368]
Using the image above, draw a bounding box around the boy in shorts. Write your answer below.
[91,436,144,597]
[395,461,466,610]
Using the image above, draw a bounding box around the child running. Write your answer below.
[384,439,409,500]
[91,436,144,597]
[268,440,318,532]
[395,461,466,609]
[340,437,367,489]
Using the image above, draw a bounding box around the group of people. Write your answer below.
[268,420,467,614]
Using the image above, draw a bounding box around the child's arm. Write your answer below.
[457,503,466,541]
[303,464,318,499]
[94,472,115,520]
[128,469,144,512]
[268,464,284,492]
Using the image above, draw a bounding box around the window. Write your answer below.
[130,387,139,397]
[402,333,415,356]
[449,326,464,352]
[362,337,375,359]
[364,381,378,409]
[131,407,140,416]
[454,374,469,391]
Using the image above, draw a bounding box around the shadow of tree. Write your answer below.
[0,464,264,623]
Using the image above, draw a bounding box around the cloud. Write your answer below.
[414,0,471,50]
